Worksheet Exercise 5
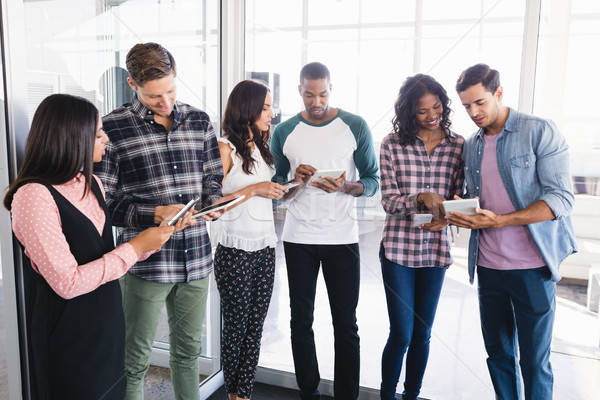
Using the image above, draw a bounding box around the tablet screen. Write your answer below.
[442,199,480,216]
[305,169,345,187]
[192,195,246,218]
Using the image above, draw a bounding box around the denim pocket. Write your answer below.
[510,153,537,187]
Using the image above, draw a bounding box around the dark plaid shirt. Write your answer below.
[94,95,223,283]
[379,130,464,268]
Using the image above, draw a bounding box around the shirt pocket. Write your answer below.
[510,153,537,188]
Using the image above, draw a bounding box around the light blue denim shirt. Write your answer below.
[463,107,577,283]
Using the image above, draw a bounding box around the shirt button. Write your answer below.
[476,170,480,174]
[174,165,178,169]
[184,249,188,254]
[148,111,152,115]
[425,185,430,188]
[150,121,154,124]
[476,186,479,190]
[179,194,183,198]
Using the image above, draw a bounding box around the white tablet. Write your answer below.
[168,196,201,226]
[192,195,246,218]
[412,213,433,227]
[306,169,345,186]
[442,198,480,216]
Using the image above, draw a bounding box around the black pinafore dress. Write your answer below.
[22,179,126,399]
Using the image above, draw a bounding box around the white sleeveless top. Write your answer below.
[213,137,277,251]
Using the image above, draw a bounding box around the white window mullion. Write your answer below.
[519,0,543,113]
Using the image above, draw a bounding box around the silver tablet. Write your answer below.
[305,169,345,186]
[192,195,246,218]
[168,196,201,226]
[412,213,433,227]
[442,198,480,216]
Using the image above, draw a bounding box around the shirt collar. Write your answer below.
[129,94,181,126]
[503,107,518,132]
[475,106,517,139]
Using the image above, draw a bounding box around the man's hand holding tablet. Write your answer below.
[293,164,347,194]
[192,194,245,220]
[442,198,480,216]
[445,195,504,230]
[305,169,346,187]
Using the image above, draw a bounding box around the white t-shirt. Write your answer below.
[270,109,379,245]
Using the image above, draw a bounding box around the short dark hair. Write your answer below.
[455,63,500,93]
[392,74,452,147]
[299,62,330,84]
[4,94,99,210]
[126,42,177,87]
[222,79,275,174]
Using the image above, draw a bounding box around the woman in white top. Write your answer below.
[214,79,288,400]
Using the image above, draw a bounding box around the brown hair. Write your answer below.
[456,63,501,94]
[126,42,177,86]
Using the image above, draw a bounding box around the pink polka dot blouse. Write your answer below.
[11,174,149,299]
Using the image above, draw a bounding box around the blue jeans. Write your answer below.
[477,266,556,400]
[380,251,446,400]
[284,242,360,400]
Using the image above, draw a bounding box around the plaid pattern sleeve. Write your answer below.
[94,96,224,283]
[379,131,465,268]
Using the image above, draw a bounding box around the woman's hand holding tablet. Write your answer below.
[167,196,201,226]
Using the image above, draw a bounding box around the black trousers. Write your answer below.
[283,242,361,400]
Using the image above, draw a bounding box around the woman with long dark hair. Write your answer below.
[213,79,287,400]
[4,93,177,399]
[379,74,464,400]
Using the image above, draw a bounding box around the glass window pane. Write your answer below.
[535,0,600,196]
[571,0,600,14]
[247,0,303,27]
[359,0,416,23]
[307,0,360,26]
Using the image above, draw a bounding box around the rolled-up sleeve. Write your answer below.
[536,120,574,219]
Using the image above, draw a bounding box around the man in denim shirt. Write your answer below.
[447,63,577,400]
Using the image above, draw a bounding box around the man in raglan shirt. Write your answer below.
[270,61,379,400]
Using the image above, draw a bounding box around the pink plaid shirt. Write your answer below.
[379,130,464,268]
